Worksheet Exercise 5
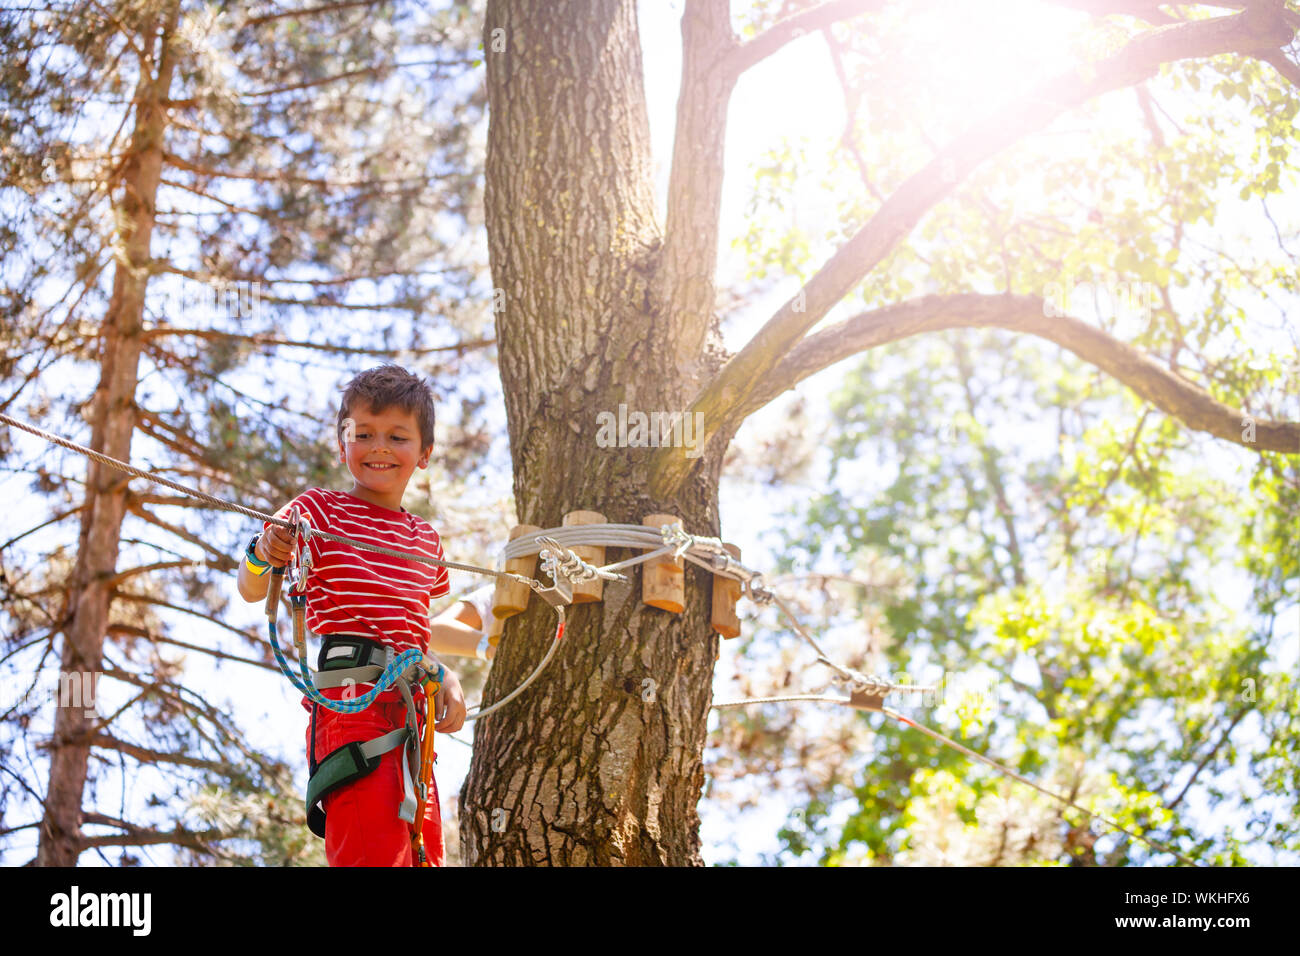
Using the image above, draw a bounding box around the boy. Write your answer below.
[237,364,484,867]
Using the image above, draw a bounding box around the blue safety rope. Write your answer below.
[259,506,432,714]
[267,615,426,714]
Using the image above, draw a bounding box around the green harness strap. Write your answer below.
[305,728,411,838]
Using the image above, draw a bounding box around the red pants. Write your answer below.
[307,697,444,867]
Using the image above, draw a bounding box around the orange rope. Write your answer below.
[411,678,440,867]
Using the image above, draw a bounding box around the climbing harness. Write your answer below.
[259,505,430,842]
[261,505,574,848]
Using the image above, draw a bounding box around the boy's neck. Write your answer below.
[342,484,407,513]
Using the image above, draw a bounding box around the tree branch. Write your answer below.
[106,558,231,588]
[151,261,459,287]
[111,590,264,645]
[107,624,280,673]
[1257,47,1300,88]
[1038,0,1182,24]
[141,324,496,356]
[0,505,85,551]
[163,151,428,189]
[658,0,739,374]
[726,0,888,77]
[124,501,229,563]
[721,293,1300,453]
[821,21,885,203]
[134,407,207,459]
[1166,705,1251,810]
[77,812,237,853]
[239,0,385,30]
[89,733,230,772]
[649,4,1299,494]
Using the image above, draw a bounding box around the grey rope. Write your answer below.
[465,607,565,721]
[504,522,909,694]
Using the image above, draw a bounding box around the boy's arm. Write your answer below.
[427,599,491,659]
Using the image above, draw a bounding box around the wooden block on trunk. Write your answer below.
[848,688,885,712]
[711,543,742,639]
[642,513,684,614]
[493,524,540,618]
[563,509,606,604]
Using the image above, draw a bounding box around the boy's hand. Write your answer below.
[432,668,466,734]
[257,525,295,568]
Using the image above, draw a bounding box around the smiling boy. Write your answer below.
[237,365,483,866]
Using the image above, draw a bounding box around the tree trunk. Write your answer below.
[460,0,727,865]
[36,3,179,866]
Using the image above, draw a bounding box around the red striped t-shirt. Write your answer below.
[264,488,450,700]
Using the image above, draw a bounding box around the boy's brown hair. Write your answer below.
[336,365,436,449]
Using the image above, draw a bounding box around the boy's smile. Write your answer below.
[338,400,432,511]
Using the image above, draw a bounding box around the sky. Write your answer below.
[1,0,1296,866]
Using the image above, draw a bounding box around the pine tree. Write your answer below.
[0,0,490,865]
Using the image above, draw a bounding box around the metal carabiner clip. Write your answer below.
[286,505,313,595]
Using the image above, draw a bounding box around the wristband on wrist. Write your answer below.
[476,632,492,660]
[244,534,271,576]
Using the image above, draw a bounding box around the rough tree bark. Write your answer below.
[459,0,732,866]
[36,1,180,867]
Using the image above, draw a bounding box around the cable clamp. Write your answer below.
[532,536,575,606]
[659,523,693,559]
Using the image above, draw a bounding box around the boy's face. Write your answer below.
[338,400,433,506]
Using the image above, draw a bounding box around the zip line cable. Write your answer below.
[708,688,1198,865]
[882,706,1199,866]
[0,410,532,585]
